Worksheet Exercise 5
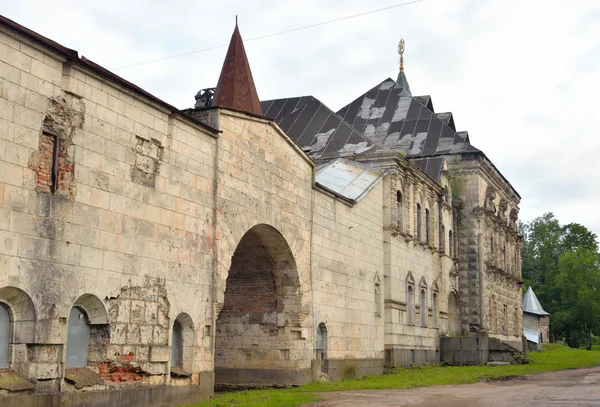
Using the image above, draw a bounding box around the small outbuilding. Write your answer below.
[522,287,550,351]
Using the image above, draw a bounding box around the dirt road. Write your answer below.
[309,366,600,406]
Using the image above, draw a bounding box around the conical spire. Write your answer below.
[213,22,263,115]
[396,39,412,96]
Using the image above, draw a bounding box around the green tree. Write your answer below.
[554,249,600,349]
[561,223,598,253]
[520,213,562,313]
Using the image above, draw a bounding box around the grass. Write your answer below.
[188,344,600,407]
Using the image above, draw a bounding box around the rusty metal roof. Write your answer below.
[213,24,262,116]
[315,158,383,203]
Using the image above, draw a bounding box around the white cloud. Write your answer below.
[2,0,599,233]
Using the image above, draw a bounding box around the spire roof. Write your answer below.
[213,23,262,115]
[523,287,550,316]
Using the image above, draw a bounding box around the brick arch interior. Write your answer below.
[215,224,306,388]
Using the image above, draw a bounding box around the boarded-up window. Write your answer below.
[66,307,91,368]
[0,304,9,368]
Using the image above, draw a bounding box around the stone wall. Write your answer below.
[0,23,217,401]
[311,182,385,379]
[449,153,522,345]
[381,159,457,367]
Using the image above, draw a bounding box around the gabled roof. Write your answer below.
[523,287,550,316]
[213,24,262,115]
[315,158,383,203]
[261,96,375,159]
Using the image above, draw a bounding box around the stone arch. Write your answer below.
[215,223,306,388]
[66,294,110,369]
[447,291,460,334]
[171,313,194,373]
[0,286,36,344]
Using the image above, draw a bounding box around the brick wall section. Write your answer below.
[34,133,54,191]
[222,231,276,312]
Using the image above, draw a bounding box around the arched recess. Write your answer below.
[215,224,306,387]
[66,295,109,369]
[315,323,328,375]
[171,313,194,373]
[447,291,460,334]
[0,286,36,345]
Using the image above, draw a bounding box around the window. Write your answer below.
[416,204,422,241]
[407,285,415,324]
[396,191,403,230]
[432,293,438,328]
[503,305,508,335]
[425,209,430,244]
[0,303,9,369]
[374,283,381,316]
[66,307,91,368]
[420,289,427,326]
[503,245,507,270]
[440,225,445,253]
[171,320,183,367]
[490,235,494,254]
[448,230,453,257]
[171,313,194,373]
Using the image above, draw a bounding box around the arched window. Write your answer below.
[396,191,403,230]
[316,323,328,374]
[420,288,427,326]
[425,209,430,244]
[171,313,194,373]
[0,303,9,368]
[440,225,445,253]
[171,320,183,368]
[407,285,415,324]
[432,292,438,328]
[449,230,453,257]
[374,283,381,316]
[66,306,91,368]
[416,204,422,241]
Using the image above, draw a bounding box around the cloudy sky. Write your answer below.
[2,0,600,233]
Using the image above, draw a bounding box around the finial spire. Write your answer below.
[398,39,405,73]
[235,15,238,26]
[396,38,411,96]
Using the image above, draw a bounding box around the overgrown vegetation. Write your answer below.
[188,344,600,407]
[521,213,600,348]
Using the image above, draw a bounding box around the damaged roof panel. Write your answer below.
[316,158,382,202]
[260,96,375,159]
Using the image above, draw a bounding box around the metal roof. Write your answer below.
[523,287,550,316]
[315,158,382,203]
[523,328,542,344]
[261,96,376,159]
[262,78,479,171]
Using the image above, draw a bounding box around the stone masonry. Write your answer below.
[0,16,523,406]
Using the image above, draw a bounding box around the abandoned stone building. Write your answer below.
[0,14,523,407]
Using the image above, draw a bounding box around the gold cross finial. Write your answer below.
[398,39,405,72]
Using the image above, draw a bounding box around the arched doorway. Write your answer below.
[215,224,306,387]
[448,292,460,334]
[316,323,328,376]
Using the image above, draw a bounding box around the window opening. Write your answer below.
[396,191,403,230]
[407,285,415,324]
[420,289,427,326]
[0,303,9,368]
[416,204,422,241]
[425,209,430,244]
[66,307,91,368]
[171,320,183,367]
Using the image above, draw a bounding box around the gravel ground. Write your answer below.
[307,366,600,407]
